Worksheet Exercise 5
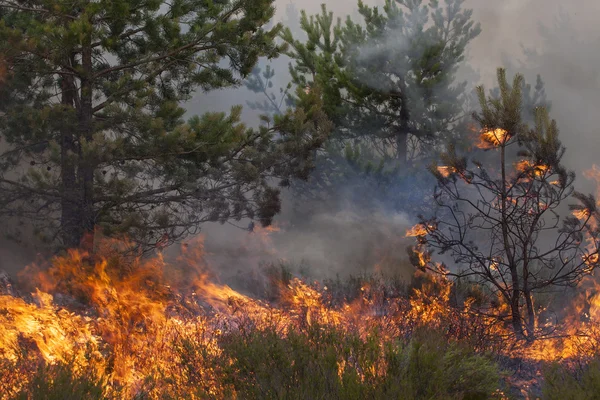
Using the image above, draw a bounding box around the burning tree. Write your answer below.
[415,68,600,340]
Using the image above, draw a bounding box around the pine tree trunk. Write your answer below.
[500,142,524,338]
[59,39,95,250]
[78,40,95,251]
[396,131,408,165]
[60,57,83,249]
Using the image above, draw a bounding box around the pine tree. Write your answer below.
[416,68,600,339]
[282,0,481,166]
[257,0,480,217]
[0,0,331,251]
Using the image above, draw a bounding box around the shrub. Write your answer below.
[12,362,107,400]
[218,325,501,399]
[542,359,600,400]
[6,326,503,399]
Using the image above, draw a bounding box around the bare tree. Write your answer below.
[413,68,600,340]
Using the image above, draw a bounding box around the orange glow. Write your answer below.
[0,233,507,397]
[515,160,550,178]
[436,166,456,177]
[574,209,591,220]
[405,223,427,237]
[583,164,600,197]
[1,192,600,397]
[405,223,435,237]
[476,128,510,149]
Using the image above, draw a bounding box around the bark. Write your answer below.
[523,243,536,339]
[78,37,95,251]
[60,32,95,250]
[60,55,82,249]
[509,291,523,337]
[500,141,524,338]
[523,280,536,339]
[396,130,408,165]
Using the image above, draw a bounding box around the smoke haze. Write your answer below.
[192,0,600,282]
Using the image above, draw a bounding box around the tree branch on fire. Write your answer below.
[410,68,600,340]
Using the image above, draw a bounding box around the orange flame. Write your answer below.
[1,195,600,397]
[437,166,456,177]
[405,224,427,237]
[476,128,510,149]
[515,160,550,178]
[405,223,435,237]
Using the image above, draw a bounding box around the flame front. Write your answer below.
[2,217,600,398]
[0,234,503,398]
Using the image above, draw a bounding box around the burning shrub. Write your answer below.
[4,233,589,398]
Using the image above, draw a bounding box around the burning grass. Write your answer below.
[0,236,505,399]
[2,232,600,398]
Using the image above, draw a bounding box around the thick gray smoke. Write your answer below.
[199,209,414,282]
[189,0,600,283]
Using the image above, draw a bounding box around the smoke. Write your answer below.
[178,0,600,284]
[465,0,600,192]
[196,205,415,284]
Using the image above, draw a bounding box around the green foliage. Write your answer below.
[4,325,503,399]
[474,68,526,137]
[0,0,331,250]
[263,0,481,216]
[12,362,108,400]
[219,326,501,400]
[245,64,293,117]
[542,360,600,400]
[282,0,481,159]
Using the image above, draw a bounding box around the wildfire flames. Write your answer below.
[0,231,480,398]
[405,223,428,237]
[3,170,600,398]
[0,222,500,398]
[0,232,594,399]
[436,165,456,177]
[476,128,510,149]
[515,160,550,178]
